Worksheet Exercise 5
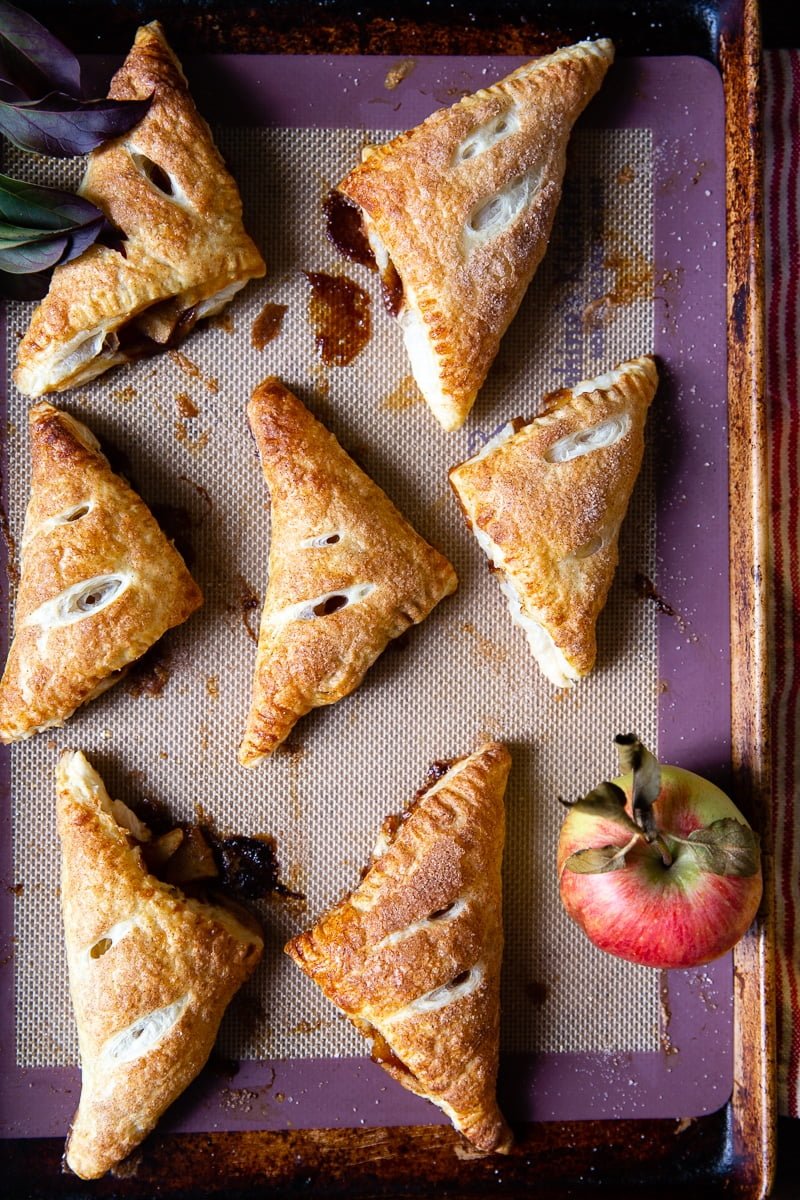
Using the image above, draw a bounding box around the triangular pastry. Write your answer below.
[0,402,202,741]
[449,356,657,686]
[239,377,458,764]
[57,750,264,1179]
[286,742,512,1153]
[14,21,265,398]
[334,39,614,431]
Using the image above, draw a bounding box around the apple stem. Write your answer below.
[651,833,673,868]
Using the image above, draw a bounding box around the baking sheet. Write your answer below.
[0,52,731,1137]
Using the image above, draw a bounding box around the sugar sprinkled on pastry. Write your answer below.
[14,21,265,398]
[57,750,263,1179]
[449,355,658,686]
[333,40,614,431]
[286,742,512,1153]
[239,377,457,764]
[0,402,202,741]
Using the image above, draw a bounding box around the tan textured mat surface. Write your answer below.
[5,123,657,1067]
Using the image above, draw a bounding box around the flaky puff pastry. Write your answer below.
[57,750,263,1179]
[449,356,657,687]
[335,40,613,432]
[287,742,512,1153]
[239,378,457,764]
[15,21,265,398]
[0,402,202,741]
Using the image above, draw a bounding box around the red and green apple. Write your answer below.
[557,735,763,970]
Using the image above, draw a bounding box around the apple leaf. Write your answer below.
[566,781,641,833]
[564,838,637,874]
[683,819,761,877]
[615,733,662,840]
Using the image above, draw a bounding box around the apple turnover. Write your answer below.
[0,402,202,741]
[449,355,658,686]
[57,750,263,1179]
[239,377,457,764]
[14,21,265,398]
[286,742,512,1153]
[333,39,614,431]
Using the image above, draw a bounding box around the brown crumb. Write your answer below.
[616,164,635,185]
[206,675,220,700]
[213,312,235,334]
[384,58,416,90]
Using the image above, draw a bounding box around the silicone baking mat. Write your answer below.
[0,52,730,1137]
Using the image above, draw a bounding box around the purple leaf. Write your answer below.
[0,172,106,229]
[0,229,71,273]
[0,91,152,157]
[0,1,82,99]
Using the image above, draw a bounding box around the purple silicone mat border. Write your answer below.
[0,53,731,1137]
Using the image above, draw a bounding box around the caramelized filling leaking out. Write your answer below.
[370,1030,415,1077]
[380,260,404,318]
[323,189,376,269]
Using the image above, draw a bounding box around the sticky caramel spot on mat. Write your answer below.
[582,236,663,330]
[382,374,422,412]
[616,164,635,186]
[460,621,508,672]
[126,642,171,698]
[175,419,209,454]
[112,385,137,405]
[0,502,20,587]
[384,58,416,90]
[169,349,219,393]
[304,270,371,367]
[206,675,220,700]
[229,575,260,644]
[175,392,199,418]
[213,312,235,334]
[252,302,288,350]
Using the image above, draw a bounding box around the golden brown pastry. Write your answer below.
[15,21,265,397]
[335,40,614,432]
[0,402,202,741]
[449,356,658,686]
[57,750,263,1179]
[239,377,458,764]
[286,742,512,1153]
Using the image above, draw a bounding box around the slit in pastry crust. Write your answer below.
[0,402,202,742]
[286,742,512,1154]
[238,377,457,764]
[57,750,263,1179]
[14,21,265,398]
[449,355,658,686]
[335,39,614,431]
